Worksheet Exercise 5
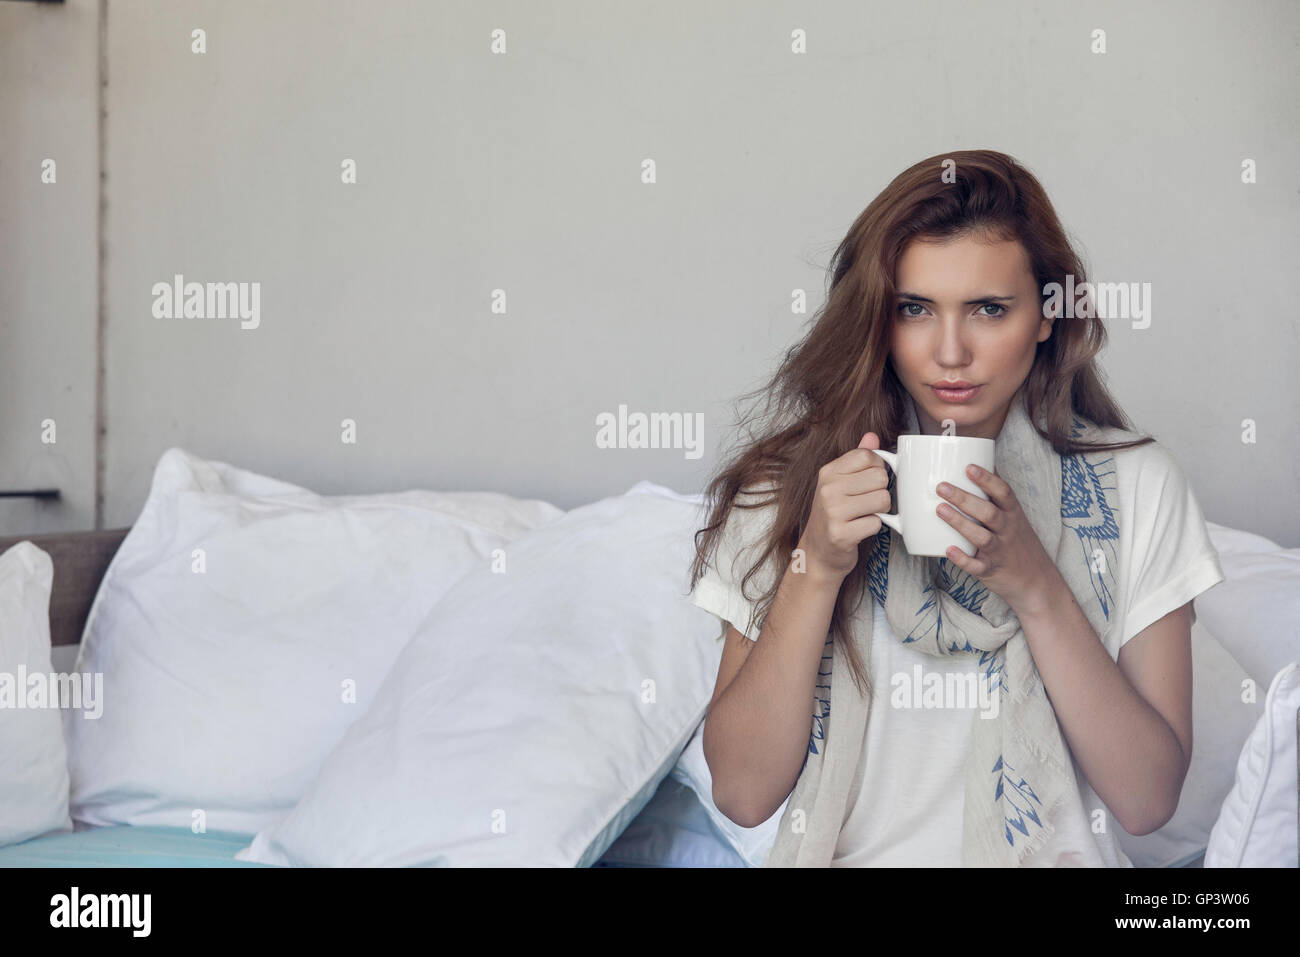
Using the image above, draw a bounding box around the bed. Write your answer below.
[1,457,1296,868]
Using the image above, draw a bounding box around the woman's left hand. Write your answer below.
[935,464,1058,613]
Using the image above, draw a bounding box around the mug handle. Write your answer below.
[869,448,903,537]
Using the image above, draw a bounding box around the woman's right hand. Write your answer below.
[797,432,892,583]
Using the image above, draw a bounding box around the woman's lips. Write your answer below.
[930,384,981,402]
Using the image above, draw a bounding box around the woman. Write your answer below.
[687,149,1224,867]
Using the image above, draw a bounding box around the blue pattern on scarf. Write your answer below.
[992,753,1044,847]
[809,639,832,755]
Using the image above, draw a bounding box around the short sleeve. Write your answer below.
[1114,444,1226,653]
[689,485,782,642]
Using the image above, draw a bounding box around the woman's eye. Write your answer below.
[897,302,1006,319]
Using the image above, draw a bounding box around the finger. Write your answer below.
[831,438,886,475]
[843,512,884,539]
[832,488,893,523]
[964,464,1013,509]
[936,480,998,526]
[837,465,891,496]
[936,500,994,549]
[945,545,989,576]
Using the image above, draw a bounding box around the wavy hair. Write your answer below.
[688,148,1155,701]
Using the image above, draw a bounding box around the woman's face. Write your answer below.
[888,231,1053,440]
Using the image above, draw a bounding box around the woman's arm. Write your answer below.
[1014,575,1193,836]
[703,558,844,828]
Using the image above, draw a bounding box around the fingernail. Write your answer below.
[937,482,951,494]
[967,465,980,476]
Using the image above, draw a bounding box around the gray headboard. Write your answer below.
[0,528,129,646]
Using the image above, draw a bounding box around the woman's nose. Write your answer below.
[933,319,972,365]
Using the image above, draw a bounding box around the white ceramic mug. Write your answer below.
[871,434,996,558]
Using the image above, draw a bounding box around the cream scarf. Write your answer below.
[766,387,1133,867]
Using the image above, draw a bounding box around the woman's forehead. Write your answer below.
[895,235,1032,294]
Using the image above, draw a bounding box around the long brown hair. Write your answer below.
[687,148,1154,701]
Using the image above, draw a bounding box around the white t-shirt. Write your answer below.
[689,438,1225,867]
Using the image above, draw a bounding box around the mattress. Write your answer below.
[0,775,747,867]
[0,825,272,867]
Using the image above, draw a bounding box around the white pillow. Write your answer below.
[1197,523,1300,687]
[1115,618,1264,867]
[0,542,73,846]
[65,447,563,833]
[236,485,724,866]
[1205,661,1300,867]
[1205,520,1285,558]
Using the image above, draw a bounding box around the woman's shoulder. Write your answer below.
[708,479,783,558]
[1091,433,1216,569]
[695,480,787,619]
[1067,422,1210,541]
[727,482,784,551]
[1104,435,1190,491]
[719,477,783,523]
[1077,418,1183,483]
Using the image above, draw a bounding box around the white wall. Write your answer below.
[3,0,1298,544]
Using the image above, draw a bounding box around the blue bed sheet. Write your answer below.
[0,825,275,867]
[2,775,748,867]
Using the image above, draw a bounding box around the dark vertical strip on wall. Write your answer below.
[93,0,106,528]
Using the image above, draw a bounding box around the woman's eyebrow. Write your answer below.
[896,292,1018,305]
